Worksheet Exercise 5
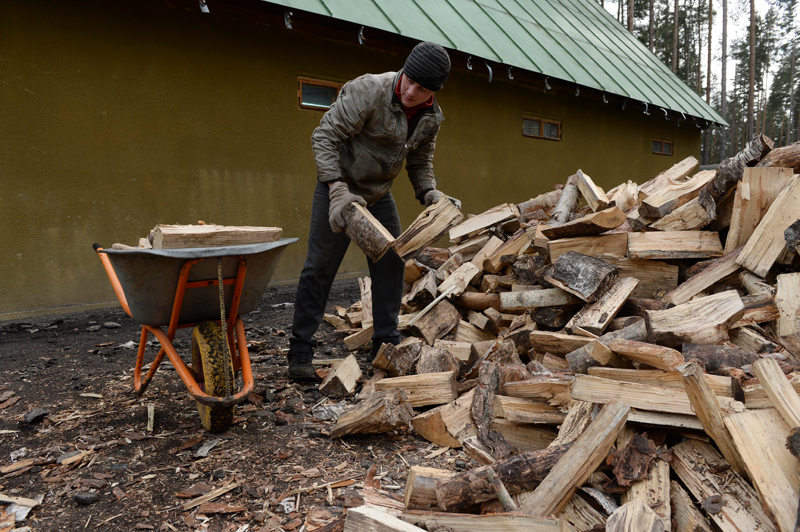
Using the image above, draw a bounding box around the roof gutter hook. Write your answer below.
[199,0,209,13]
[358,26,366,45]
[485,62,493,83]
[644,102,649,116]
[543,76,551,93]
[467,56,473,70]
[508,67,514,80]
[284,10,293,29]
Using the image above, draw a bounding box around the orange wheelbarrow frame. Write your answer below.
[95,245,265,408]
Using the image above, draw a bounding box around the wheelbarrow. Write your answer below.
[93,239,297,432]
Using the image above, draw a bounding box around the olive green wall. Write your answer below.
[0,0,701,320]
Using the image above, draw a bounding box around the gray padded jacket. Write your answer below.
[310,71,444,205]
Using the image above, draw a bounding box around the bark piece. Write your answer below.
[606,339,684,371]
[547,233,628,262]
[725,408,800,532]
[598,254,679,299]
[331,389,415,438]
[736,174,800,277]
[392,197,464,261]
[417,247,450,269]
[645,291,745,348]
[408,299,460,345]
[663,247,742,305]
[606,499,665,532]
[576,169,610,212]
[342,202,395,262]
[639,169,715,219]
[530,306,578,329]
[319,355,362,398]
[550,174,581,225]
[725,167,795,253]
[627,231,723,260]
[545,251,618,303]
[411,389,476,448]
[541,206,625,239]
[152,224,281,249]
[500,288,580,311]
[433,444,572,512]
[518,401,630,517]
[372,337,423,377]
[566,277,639,336]
[670,439,778,532]
[374,371,457,408]
[678,362,747,476]
[449,204,516,242]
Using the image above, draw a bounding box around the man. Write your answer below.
[287,41,461,380]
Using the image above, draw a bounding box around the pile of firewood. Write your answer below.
[320,136,800,532]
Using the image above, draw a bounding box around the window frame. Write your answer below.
[652,138,674,156]
[522,115,562,141]
[297,77,344,111]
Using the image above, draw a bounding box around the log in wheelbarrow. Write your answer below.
[93,239,297,432]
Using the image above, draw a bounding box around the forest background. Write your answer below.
[600,0,798,163]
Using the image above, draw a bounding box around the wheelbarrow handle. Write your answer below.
[92,243,133,318]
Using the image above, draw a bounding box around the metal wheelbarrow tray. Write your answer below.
[93,239,297,432]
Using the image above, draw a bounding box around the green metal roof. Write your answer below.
[267,0,727,125]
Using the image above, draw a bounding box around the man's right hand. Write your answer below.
[328,181,367,233]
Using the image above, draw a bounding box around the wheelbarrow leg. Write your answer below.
[133,326,168,396]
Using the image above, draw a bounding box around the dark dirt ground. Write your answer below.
[0,278,471,532]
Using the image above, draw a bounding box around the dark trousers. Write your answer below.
[290,181,405,355]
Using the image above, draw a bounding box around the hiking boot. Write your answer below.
[287,350,320,381]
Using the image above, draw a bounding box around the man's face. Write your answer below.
[398,74,435,108]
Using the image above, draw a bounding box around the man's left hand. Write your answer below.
[424,190,462,210]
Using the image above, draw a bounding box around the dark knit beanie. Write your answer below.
[402,42,451,92]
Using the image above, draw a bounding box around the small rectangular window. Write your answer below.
[653,139,673,155]
[523,116,561,141]
[298,77,343,110]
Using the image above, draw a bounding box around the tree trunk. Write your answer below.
[707,0,712,104]
[719,0,727,161]
[628,0,634,31]
[649,0,655,51]
[747,0,755,140]
[789,36,796,146]
[672,0,679,73]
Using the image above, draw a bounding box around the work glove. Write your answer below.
[424,189,462,210]
[328,181,367,233]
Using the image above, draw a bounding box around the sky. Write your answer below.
[603,0,774,89]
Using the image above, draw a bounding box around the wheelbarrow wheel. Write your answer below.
[191,321,235,433]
